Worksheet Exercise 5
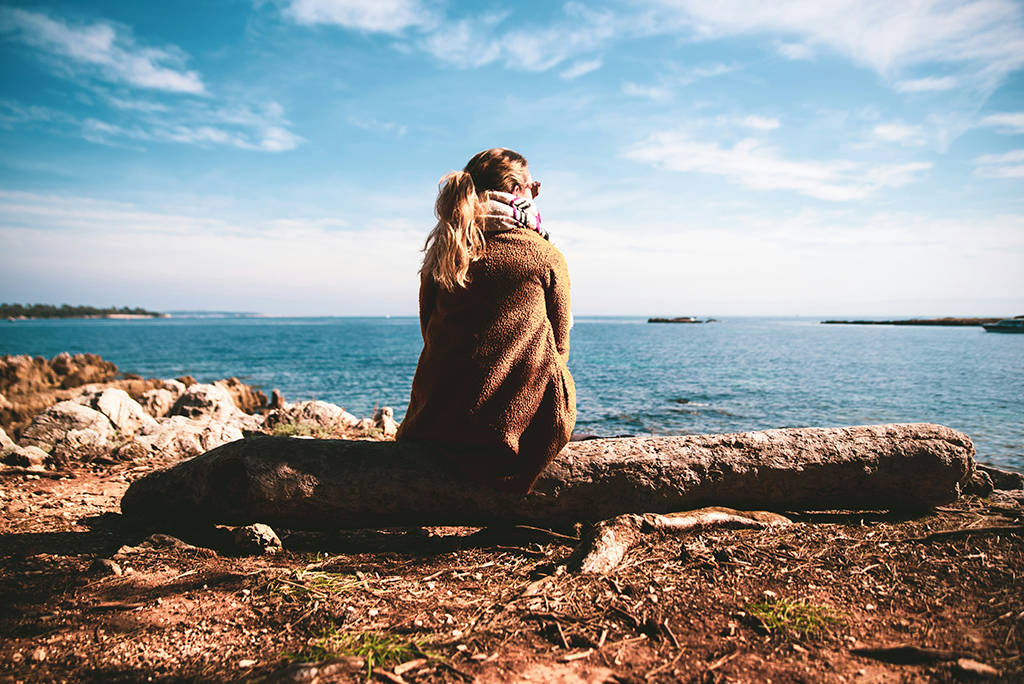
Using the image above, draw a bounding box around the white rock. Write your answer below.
[140,388,175,419]
[3,444,49,467]
[161,379,187,399]
[234,523,282,554]
[199,423,244,452]
[135,416,244,460]
[0,425,15,451]
[170,383,242,424]
[20,401,113,449]
[374,406,399,438]
[93,388,157,434]
[227,412,265,433]
[279,400,359,429]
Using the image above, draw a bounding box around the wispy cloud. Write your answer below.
[1,8,304,153]
[625,130,932,201]
[872,122,927,145]
[561,58,603,80]
[623,62,736,100]
[895,76,960,92]
[776,41,813,60]
[0,8,205,94]
[735,115,779,131]
[973,148,1024,178]
[283,0,432,33]
[646,0,1024,91]
[2,96,304,152]
[417,5,617,72]
[979,112,1024,133]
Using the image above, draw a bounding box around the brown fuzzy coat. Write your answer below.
[396,223,576,494]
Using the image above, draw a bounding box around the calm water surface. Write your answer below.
[2,316,1021,472]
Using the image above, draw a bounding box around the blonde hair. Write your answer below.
[422,148,530,290]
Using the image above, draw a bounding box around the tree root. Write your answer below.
[566,507,793,574]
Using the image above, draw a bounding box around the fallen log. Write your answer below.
[120,423,974,530]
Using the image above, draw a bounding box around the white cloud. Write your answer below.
[561,58,603,80]
[283,0,430,33]
[69,100,304,152]
[736,115,779,130]
[973,148,1024,179]
[979,112,1024,133]
[0,100,76,128]
[647,0,1024,89]
[417,14,504,68]
[416,4,616,72]
[895,76,960,92]
[776,41,813,60]
[975,165,1024,178]
[622,82,673,101]
[621,62,736,100]
[624,131,932,201]
[974,149,1024,164]
[872,122,927,145]
[0,8,205,94]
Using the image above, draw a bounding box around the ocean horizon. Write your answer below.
[2,315,1021,474]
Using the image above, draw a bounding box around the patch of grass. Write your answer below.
[267,570,360,601]
[306,628,435,676]
[745,597,844,641]
[272,421,333,439]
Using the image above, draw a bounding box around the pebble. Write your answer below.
[30,647,46,662]
[234,523,283,555]
[89,559,122,577]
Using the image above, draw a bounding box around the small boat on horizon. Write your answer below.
[982,316,1024,333]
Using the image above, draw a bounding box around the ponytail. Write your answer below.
[421,171,487,290]
[421,148,530,290]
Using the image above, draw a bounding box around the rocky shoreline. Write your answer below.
[1,353,397,473]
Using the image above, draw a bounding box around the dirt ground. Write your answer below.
[1,455,1022,684]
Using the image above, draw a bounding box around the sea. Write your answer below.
[1,316,1022,473]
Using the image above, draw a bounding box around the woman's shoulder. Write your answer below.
[493,229,566,266]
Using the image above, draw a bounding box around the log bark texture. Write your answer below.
[120,423,974,530]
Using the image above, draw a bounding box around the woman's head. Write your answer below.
[464,148,530,196]
[422,148,534,290]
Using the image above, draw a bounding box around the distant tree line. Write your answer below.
[1,303,163,319]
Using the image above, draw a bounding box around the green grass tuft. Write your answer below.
[272,421,333,439]
[745,597,844,641]
[306,628,435,676]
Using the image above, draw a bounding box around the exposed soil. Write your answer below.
[1,453,1022,684]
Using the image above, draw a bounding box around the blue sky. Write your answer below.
[1,0,1022,317]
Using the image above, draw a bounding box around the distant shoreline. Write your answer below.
[6,314,167,321]
[821,317,1004,327]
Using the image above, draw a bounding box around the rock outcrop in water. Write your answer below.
[121,423,976,530]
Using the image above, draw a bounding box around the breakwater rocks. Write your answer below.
[0,353,397,471]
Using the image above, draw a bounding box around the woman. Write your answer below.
[396,148,576,494]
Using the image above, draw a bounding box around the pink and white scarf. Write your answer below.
[483,191,548,241]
